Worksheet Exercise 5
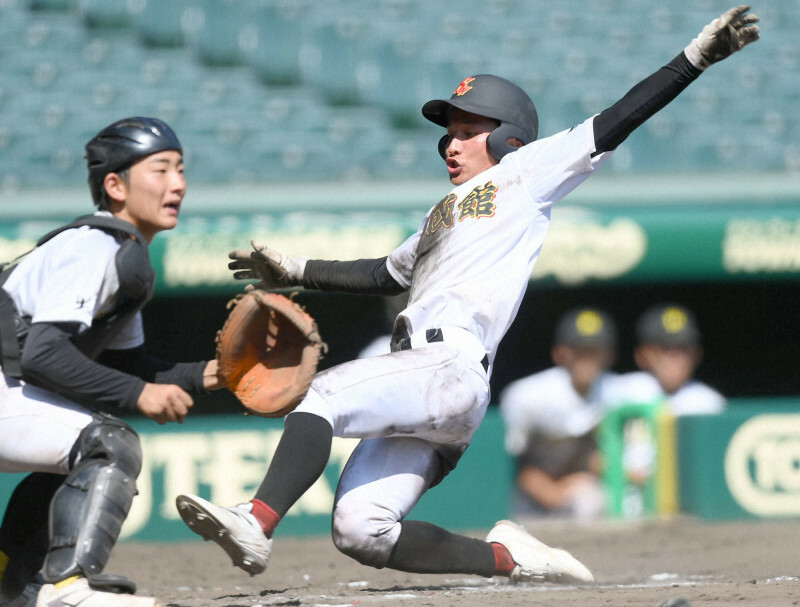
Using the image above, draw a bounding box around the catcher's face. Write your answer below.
[443,109,499,185]
[107,150,186,242]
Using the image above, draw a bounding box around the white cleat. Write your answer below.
[486,520,595,585]
[175,494,272,576]
[35,577,162,607]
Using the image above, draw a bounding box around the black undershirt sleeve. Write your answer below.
[20,322,206,411]
[302,257,405,295]
[96,346,207,393]
[593,51,703,154]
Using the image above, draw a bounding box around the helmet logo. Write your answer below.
[575,310,604,337]
[452,77,475,96]
[661,307,689,334]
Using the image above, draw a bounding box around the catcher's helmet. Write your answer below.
[422,74,538,161]
[85,116,182,207]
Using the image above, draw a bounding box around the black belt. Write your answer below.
[398,328,489,372]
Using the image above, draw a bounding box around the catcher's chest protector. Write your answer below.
[0,215,154,376]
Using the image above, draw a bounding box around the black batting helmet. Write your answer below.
[85,116,182,208]
[422,74,538,161]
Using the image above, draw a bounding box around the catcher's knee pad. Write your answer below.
[331,499,400,569]
[43,415,142,582]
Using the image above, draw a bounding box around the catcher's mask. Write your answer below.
[422,74,539,161]
[85,116,182,209]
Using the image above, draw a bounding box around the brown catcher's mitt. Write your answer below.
[216,290,326,417]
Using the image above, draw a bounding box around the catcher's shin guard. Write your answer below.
[43,415,142,582]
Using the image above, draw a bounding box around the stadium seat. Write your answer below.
[358,127,445,180]
[28,0,77,12]
[135,0,197,48]
[356,32,432,128]
[78,0,133,29]
[192,1,255,67]
[0,0,794,189]
[2,130,86,189]
[242,0,310,86]
[240,131,354,181]
[300,14,374,105]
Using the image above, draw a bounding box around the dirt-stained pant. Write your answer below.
[292,340,490,568]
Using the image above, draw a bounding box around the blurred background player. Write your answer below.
[499,308,618,520]
[611,302,725,501]
[619,303,725,416]
[0,117,223,607]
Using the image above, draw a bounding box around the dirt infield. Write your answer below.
[106,516,800,607]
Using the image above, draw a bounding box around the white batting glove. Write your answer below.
[228,240,308,288]
[684,5,760,70]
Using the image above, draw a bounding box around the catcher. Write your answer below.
[0,117,224,607]
[177,5,758,586]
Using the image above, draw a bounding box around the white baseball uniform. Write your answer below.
[292,117,613,564]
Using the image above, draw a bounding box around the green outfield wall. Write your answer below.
[1,173,799,294]
[1,400,799,542]
[678,400,800,520]
[599,399,800,521]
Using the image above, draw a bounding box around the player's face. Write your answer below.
[636,344,701,395]
[553,345,614,396]
[113,151,186,242]
[443,109,500,185]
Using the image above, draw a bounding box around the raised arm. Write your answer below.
[593,5,759,154]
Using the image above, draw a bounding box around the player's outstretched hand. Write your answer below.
[684,5,760,70]
[137,383,194,424]
[228,241,307,289]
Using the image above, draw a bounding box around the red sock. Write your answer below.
[491,542,517,575]
[249,499,280,538]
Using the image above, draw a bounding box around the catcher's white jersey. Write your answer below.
[3,212,144,349]
[387,117,613,373]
